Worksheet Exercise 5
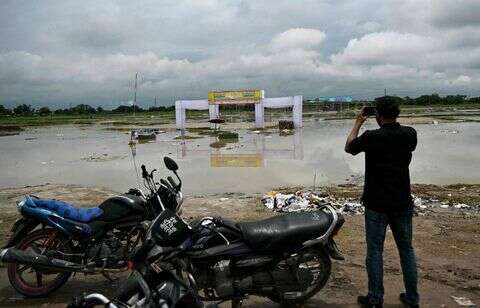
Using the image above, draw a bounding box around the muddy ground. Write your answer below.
[0,184,479,307]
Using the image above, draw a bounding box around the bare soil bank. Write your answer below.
[0,184,478,307]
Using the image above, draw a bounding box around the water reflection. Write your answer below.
[1,122,479,194]
[176,129,304,167]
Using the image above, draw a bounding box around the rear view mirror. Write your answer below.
[164,156,179,171]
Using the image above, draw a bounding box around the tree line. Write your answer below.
[0,104,176,116]
[387,94,480,105]
[1,94,479,116]
[307,94,480,105]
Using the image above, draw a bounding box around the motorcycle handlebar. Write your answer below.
[160,178,173,191]
[141,165,148,179]
[167,176,177,189]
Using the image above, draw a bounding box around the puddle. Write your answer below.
[0,121,479,194]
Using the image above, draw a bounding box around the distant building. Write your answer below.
[306,96,353,104]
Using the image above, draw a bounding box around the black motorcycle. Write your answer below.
[70,157,345,307]
[0,158,183,298]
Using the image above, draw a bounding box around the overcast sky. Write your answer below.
[1,0,480,108]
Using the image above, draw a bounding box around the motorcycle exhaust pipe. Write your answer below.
[1,248,84,273]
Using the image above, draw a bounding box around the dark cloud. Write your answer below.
[430,1,480,29]
[0,0,479,108]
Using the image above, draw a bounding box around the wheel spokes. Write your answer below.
[17,265,31,274]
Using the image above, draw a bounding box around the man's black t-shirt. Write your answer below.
[346,122,417,213]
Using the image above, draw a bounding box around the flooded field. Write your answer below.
[0,119,479,195]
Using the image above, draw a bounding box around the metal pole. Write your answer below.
[133,73,137,117]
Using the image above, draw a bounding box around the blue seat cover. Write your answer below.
[32,198,103,223]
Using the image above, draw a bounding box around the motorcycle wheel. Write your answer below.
[267,248,331,306]
[114,274,141,302]
[7,228,73,297]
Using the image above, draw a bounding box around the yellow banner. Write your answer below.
[210,154,264,167]
[208,90,262,105]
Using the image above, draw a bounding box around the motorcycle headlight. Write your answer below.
[16,198,26,211]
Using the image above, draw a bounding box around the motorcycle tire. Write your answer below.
[267,248,331,306]
[114,274,142,303]
[7,228,73,297]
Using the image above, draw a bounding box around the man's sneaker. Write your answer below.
[357,295,383,308]
[400,293,420,308]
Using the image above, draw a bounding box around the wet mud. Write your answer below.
[0,184,478,307]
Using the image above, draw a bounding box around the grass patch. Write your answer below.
[0,125,24,132]
[0,132,19,137]
[217,131,238,140]
[173,135,203,140]
[210,141,227,149]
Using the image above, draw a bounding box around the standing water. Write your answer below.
[0,120,479,195]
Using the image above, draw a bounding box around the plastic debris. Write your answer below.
[261,191,364,215]
[81,153,126,162]
[262,191,475,215]
[451,296,476,307]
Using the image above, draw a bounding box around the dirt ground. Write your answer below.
[0,184,479,307]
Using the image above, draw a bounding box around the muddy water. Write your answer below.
[0,121,479,195]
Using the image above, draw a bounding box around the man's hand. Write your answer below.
[355,108,367,128]
[345,108,367,153]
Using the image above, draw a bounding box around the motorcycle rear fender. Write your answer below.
[2,218,39,248]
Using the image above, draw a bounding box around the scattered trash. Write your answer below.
[219,197,229,202]
[81,153,126,162]
[451,296,476,307]
[262,191,475,215]
[278,120,294,130]
[432,120,439,125]
[441,129,459,134]
[261,191,363,215]
[131,129,156,141]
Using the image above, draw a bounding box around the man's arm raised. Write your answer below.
[345,108,367,154]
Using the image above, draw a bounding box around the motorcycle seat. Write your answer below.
[238,211,332,253]
[31,198,104,223]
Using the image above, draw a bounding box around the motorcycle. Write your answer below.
[70,157,345,308]
[0,157,184,298]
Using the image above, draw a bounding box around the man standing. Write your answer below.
[345,96,419,308]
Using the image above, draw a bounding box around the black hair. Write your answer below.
[374,96,401,119]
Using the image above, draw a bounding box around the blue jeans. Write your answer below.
[365,208,419,305]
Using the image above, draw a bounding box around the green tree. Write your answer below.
[468,97,480,103]
[13,104,34,116]
[0,104,12,115]
[71,104,96,114]
[403,96,414,105]
[444,95,466,105]
[113,105,144,113]
[37,106,51,116]
[96,106,104,113]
